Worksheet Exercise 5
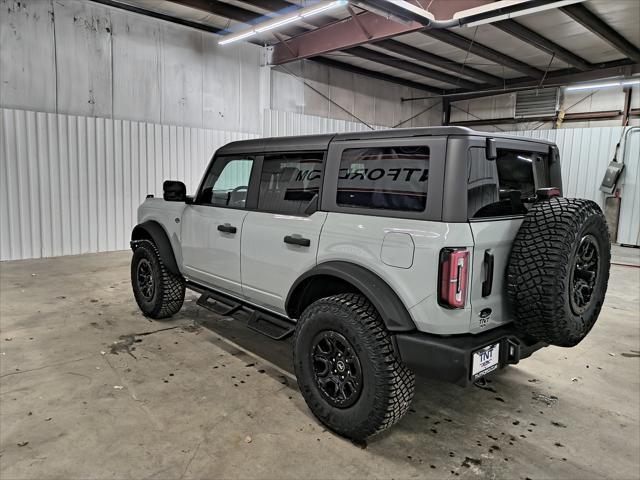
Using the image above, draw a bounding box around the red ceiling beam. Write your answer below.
[270,0,491,65]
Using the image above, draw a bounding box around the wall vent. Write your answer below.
[515,88,559,118]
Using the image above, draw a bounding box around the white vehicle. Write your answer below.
[130,127,610,440]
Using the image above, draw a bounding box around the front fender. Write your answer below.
[131,221,180,276]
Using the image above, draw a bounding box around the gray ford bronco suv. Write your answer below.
[130,127,610,440]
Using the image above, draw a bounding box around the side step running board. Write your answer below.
[188,281,296,341]
[197,292,242,316]
[247,311,295,340]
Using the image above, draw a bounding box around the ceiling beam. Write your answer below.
[92,0,224,34]
[561,4,640,63]
[374,39,504,86]
[260,1,503,87]
[94,0,447,93]
[444,60,640,101]
[169,0,308,36]
[421,29,545,79]
[309,57,444,94]
[493,19,592,71]
[270,1,491,65]
[449,109,625,127]
[167,0,448,93]
[345,47,482,90]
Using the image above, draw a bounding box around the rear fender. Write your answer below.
[286,261,416,332]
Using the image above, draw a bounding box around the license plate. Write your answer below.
[472,343,500,380]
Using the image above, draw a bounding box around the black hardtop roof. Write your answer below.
[216,126,554,155]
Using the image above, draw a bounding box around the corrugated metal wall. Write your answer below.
[0,108,258,260]
[505,126,640,246]
[263,109,386,137]
[0,108,382,261]
[2,109,639,261]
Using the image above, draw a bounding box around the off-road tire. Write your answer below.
[293,293,415,440]
[507,198,610,347]
[131,239,185,319]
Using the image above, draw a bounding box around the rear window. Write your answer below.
[468,148,548,219]
[257,152,323,215]
[337,146,429,212]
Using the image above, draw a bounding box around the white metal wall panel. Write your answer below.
[505,126,640,246]
[617,129,640,246]
[4,109,639,262]
[0,108,258,261]
[262,109,386,138]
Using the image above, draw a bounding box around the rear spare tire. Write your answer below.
[507,197,610,347]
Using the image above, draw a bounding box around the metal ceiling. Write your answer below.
[93,0,640,98]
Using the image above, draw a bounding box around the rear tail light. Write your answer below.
[439,248,469,309]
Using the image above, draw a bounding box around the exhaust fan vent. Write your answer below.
[515,88,559,118]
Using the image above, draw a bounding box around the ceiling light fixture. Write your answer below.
[218,0,348,46]
[565,79,640,91]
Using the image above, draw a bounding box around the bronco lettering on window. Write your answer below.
[337,146,429,212]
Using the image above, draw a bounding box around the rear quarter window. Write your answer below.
[468,148,549,219]
[337,146,430,212]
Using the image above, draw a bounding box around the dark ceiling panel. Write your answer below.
[561,3,640,63]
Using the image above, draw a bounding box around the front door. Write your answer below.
[240,151,327,312]
[181,155,256,295]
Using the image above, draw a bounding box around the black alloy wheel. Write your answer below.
[311,330,363,408]
[136,258,155,301]
[569,234,600,315]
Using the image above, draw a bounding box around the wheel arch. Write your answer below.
[131,221,180,276]
[285,261,416,332]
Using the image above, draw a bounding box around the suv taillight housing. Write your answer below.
[439,248,469,309]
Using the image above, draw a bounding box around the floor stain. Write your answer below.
[533,393,558,406]
[621,350,640,358]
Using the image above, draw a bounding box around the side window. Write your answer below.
[468,148,547,218]
[199,156,254,208]
[257,152,324,215]
[337,146,429,212]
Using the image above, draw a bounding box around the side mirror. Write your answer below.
[163,180,186,202]
[486,138,497,161]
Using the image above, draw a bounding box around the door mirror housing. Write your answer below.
[486,138,497,161]
[163,180,187,202]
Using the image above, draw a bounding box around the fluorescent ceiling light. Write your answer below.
[302,0,348,17]
[218,0,347,46]
[565,79,640,91]
[255,15,301,33]
[218,29,256,45]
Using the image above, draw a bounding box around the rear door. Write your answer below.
[240,151,327,312]
[467,140,553,333]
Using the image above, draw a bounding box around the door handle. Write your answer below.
[217,223,237,234]
[284,235,310,247]
[482,250,494,297]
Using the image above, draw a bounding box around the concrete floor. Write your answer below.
[1,248,639,480]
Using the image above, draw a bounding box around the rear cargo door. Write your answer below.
[467,140,552,333]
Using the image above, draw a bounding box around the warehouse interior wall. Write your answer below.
[0,0,439,131]
[2,0,638,262]
[270,62,441,128]
[449,84,640,131]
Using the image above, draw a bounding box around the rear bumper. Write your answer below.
[395,324,547,387]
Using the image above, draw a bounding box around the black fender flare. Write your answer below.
[285,261,416,332]
[131,221,180,276]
